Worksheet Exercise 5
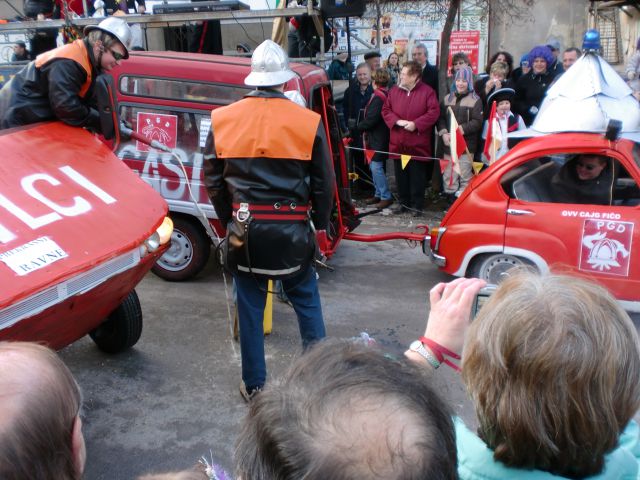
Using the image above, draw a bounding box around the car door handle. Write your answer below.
[507,208,535,216]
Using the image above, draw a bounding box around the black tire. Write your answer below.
[468,253,534,284]
[90,290,143,353]
[151,215,211,281]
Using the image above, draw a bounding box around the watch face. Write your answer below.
[409,340,423,352]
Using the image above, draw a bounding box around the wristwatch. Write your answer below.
[409,340,440,369]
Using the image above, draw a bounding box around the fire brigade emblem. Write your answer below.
[579,219,633,276]
[136,112,178,152]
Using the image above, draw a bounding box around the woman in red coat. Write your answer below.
[382,60,440,216]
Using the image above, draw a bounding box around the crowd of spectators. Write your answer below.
[329,39,592,212]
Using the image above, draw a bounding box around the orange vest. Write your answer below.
[35,39,93,98]
[211,96,320,161]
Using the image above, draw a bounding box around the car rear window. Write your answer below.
[119,76,251,105]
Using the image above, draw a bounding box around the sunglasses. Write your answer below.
[576,162,599,171]
[107,48,125,61]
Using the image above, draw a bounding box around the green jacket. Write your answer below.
[456,417,640,480]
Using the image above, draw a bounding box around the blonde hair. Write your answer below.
[462,271,640,477]
[489,61,508,77]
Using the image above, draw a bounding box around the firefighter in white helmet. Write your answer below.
[0,17,131,131]
[203,40,335,402]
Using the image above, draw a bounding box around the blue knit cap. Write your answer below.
[527,45,554,68]
[448,66,476,101]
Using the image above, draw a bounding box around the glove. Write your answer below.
[316,230,331,255]
[628,71,636,81]
[529,106,539,115]
[119,120,133,141]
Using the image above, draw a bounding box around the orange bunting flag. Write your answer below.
[401,154,411,169]
[448,107,467,174]
[483,101,502,165]
[364,149,375,164]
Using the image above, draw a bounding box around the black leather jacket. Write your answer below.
[0,39,101,131]
[204,89,335,278]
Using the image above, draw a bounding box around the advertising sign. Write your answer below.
[446,30,480,75]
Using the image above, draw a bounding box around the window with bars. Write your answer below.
[593,7,622,64]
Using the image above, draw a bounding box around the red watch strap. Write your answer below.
[420,337,461,372]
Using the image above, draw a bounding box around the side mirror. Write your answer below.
[94,74,119,140]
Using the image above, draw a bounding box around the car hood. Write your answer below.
[0,122,168,308]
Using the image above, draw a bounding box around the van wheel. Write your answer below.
[468,254,532,284]
[90,290,142,353]
[152,216,210,281]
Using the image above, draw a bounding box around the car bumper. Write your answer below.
[422,238,446,267]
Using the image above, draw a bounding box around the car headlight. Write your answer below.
[140,217,174,257]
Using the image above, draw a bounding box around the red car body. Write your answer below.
[0,122,170,350]
[428,133,640,309]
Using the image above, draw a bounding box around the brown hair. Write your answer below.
[462,271,640,478]
[235,339,458,480]
[402,60,422,79]
[0,342,83,480]
[372,68,390,87]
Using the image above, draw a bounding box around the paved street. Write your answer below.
[59,210,640,479]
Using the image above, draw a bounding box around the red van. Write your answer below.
[110,51,361,280]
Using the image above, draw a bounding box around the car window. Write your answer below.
[504,154,640,206]
[117,105,210,166]
[119,76,251,106]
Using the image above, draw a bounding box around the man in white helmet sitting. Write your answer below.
[0,17,131,132]
[203,39,335,402]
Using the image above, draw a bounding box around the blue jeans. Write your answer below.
[370,160,392,200]
[234,266,326,388]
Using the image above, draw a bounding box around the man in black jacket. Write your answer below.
[412,42,438,96]
[203,40,335,402]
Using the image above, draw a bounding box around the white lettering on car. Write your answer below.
[561,210,621,220]
[0,166,117,245]
[119,145,204,204]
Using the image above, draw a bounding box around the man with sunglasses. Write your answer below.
[551,154,613,205]
[0,17,131,132]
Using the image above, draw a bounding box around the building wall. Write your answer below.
[489,0,588,63]
[620,9,639,67]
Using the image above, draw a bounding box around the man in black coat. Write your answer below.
[412,43,438,96]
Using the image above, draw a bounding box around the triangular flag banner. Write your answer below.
[364,149,375,164]
[401,154,411,169]
[472,162,484,174]
[439,159,448,174]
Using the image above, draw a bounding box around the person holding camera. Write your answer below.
[406,271,640,479]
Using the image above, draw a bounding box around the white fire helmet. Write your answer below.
[84,17,132,59]
[244,40,296,88]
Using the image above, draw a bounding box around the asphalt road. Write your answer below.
[59,210,640,479]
